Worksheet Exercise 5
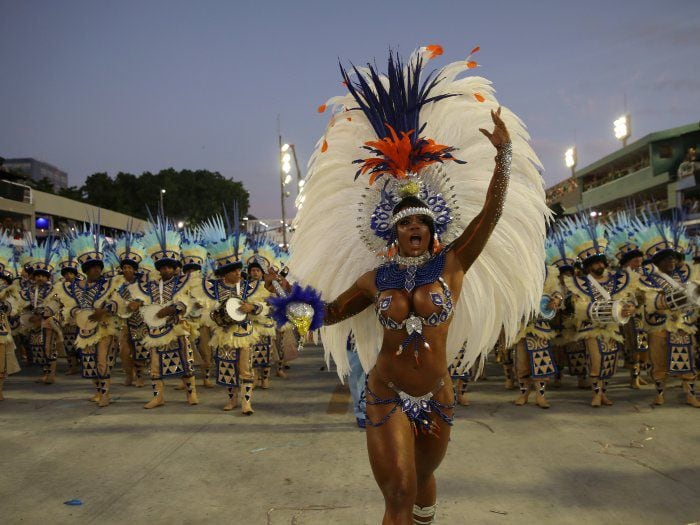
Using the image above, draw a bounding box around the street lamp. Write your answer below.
[564,147,577,177]
[159,188,166,212]
[613,115,631,147]
[279,140,289,248]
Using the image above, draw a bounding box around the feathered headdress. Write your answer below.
[604,211,644,264]
[180,228,207,270]
[116,221,145,268]
[142,214,181,269]
[290,45,549,378]
[70,217,106,271]
[545,230,575,270]
[103,249,121,278]
[199,201,248,274]
[245,226,278,272]
[0,230,16,282]
[565,212,608,264]
[635,208,687,262]
[56,238,80,274]
[25,236,58,276]
[333,49,474,256]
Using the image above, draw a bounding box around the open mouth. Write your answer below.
[409,234,422,247]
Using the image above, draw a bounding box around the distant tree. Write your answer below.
[76,169,249,223]
[33,177,56,194]
[58,185,84,201]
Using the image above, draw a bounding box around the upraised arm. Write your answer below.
[451,107,512,272]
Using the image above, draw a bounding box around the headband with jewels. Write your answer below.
[199,202,248,273]
[142,216,182,268]
[317,48,476,257]
[564,213,608,264]
[180,228,207,269]
[116,225,145,267]
[604,211,644,263]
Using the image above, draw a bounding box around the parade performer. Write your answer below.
[114,232,149,387]
[512,266,562,408]
[0,231,20,400]
[17,238,62,384]
[272,46,549,523]
[199,212,265,414]
[545,231,578,388]
[605,211,649,389]
[56,242,82,375]
[447,340,472,406]
[691,236,700,371]
[180,231,214,388]
[57,224,121,407]
[636,216,700,407]
[564,214,637,407]
[271,248,291,378]
[246,238,277,389]
[125,218,199,409]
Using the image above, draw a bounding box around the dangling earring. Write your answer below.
[432,233,441,255]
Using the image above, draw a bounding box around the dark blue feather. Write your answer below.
[267,283,324,331]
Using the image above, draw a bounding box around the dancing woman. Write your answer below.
[272,46,548,524]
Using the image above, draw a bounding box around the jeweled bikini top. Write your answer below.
[374,249,453,364]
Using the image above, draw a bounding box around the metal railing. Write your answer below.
[0,179,32,204]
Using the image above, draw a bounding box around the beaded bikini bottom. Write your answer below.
[363,375,455,436]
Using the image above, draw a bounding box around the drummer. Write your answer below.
[58,225,121,407]
[199,211,268,414]
[125,218,199,409]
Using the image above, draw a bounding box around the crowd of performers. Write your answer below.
[0,212,295,415]
[449,210,700,410]
[4,43,699,525]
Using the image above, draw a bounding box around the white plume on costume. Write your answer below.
[289,48,549,379]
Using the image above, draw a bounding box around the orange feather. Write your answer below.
[474,93,485,102]
[317,104,327,113]
[425,44,443,59]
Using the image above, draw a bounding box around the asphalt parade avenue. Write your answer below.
[1,347,699,525]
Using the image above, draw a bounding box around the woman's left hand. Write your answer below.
[479,107,510,149]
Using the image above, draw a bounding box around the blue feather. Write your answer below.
[267,283,324,331]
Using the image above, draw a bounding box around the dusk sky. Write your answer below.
[2,0,699,219]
